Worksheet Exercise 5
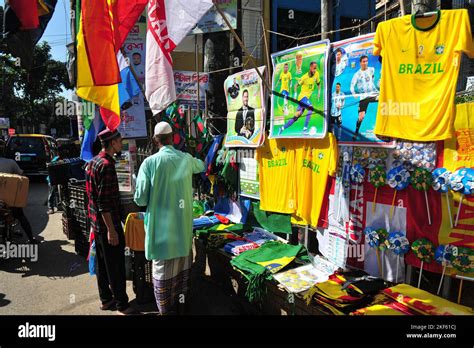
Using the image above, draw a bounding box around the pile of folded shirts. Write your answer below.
[224,229,278,256]
[382,284,474,315]
[303,270,389,315]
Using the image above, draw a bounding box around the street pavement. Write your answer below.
[0,181,252,315]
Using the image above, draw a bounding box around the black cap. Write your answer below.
[98,129,121,143]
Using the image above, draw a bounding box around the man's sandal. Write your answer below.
[100,300,116,311]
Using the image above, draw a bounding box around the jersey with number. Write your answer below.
[331,92,346,117]
[373,9,474,141]
[280,71,292,92]
[291,133,338,227]
[257,138,298,214]
[350,67,378,100]
[298,71,320,101]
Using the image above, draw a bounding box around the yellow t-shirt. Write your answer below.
[291,133,338,227]
[280,71,292,92]
[257,138,298,214]
[373,9,474,141]
[298,71,320,100]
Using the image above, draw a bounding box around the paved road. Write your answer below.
[0,181,251,315]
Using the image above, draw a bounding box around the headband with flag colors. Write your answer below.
[145,0,214,115]
[76,0,147,131]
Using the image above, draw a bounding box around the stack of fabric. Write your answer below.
[224,229,278,256]
[304,271,389,315]
[382,284,474,315]
[350,293,417,315]
[231,241,308,302]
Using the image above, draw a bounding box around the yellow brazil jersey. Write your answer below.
[257,138,298,214]
[373,9,474,141]
[291,133,338,227]
[298,71,320,100]
[280,71,292,92]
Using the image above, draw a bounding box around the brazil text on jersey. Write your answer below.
[302,159,321,173]
[267,158,287,168]
[398,63,444,74]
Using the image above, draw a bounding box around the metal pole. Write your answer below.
[195,35,200,115]
[214,3,270,92]
[260,16,271,88]
[321,0,329,40]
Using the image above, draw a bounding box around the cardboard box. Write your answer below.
[0,173,29,207]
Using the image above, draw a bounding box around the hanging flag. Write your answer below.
[2,0,57,69]
[76,0,147,131]
[145,0,213,115]
[81,107,105,161]
[5,0,39,30]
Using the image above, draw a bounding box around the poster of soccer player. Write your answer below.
[330,34,394,147]
[270,40,330,139]
[224,67,266,148]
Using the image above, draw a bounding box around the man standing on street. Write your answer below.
[134,122,205,315]
[86,129,136,315]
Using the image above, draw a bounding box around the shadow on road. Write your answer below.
[0,240,88,279]
[0,293,11,307]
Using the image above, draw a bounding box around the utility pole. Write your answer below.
[321,0,331,40]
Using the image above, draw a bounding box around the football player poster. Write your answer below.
[330,33,394,147]
[270,40,330,139]
[224,67,266,148]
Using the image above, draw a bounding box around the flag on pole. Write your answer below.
[81,107,105,161]
[145,0,213,115]
[76,0,146,131]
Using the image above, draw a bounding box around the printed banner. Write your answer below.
[224,67,266,148]
[270,40,330,139]
[174,70,209,111]
[119,17,147,139]
[190,0,237,35]
[330,34,394,147]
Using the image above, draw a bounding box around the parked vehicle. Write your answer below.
[5,134,58,176]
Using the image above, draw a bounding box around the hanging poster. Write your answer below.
[224,67,266,148]
[270,39,330,139]
[190,0,238,35]
[239,150,259,199]
[330,34,394,147]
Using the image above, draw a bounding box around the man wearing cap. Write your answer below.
[86,129,136,315]
[134,122,205,315]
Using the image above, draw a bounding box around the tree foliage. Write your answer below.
[0,41,72,132]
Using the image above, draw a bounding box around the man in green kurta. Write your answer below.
[134,122,205,315]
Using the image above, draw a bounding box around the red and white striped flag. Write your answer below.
[146,0,213,114]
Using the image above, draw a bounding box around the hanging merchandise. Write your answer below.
[163,102,187,150]
[334,147,352,224]
[350,163,365,204]
[329,33,393,146]
[432,168,453,227]
[224,67,266,147]
[352,147,389,170]
[451,246,474,274]
[387,166,410,219]
[373,9,474,141]
[387,231,410,283]
[364,227,383,278]
[391,141,437,172]
[202,135,224,178]
[434,244,455,295]
[291,134,339,227]
[191,112,208,154]
[252,202,292,235]
[368,165,386,213]
[411,168,433,225]
[270,40,330,139]
[411,238,435,289]
[452,168,474,226]
[239,150,260,199]
[256,138,298,214]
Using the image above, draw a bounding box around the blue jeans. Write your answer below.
[48,184,58,209]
